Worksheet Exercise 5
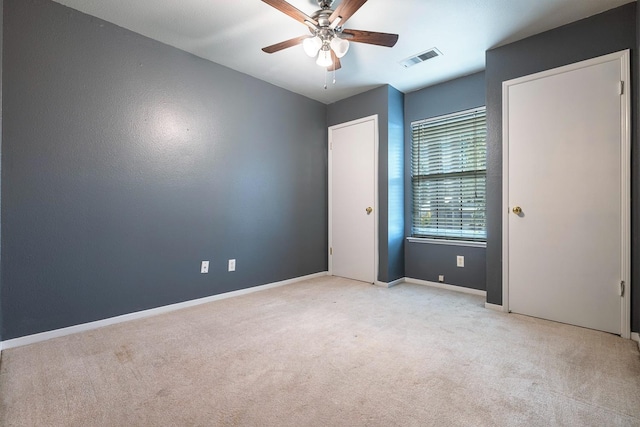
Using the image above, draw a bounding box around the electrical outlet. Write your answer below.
[228,259,236,272]
[200,261,209,274]
[457,256,464,268]
[438,275,444,282]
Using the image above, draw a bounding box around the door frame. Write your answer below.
[501,50,631,338]
[328,114,379,282]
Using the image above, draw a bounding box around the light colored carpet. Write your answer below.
[1,276,639,426]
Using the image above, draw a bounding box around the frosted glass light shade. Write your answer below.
[330,37,349,58]
[303,36,322,57]
[316,48,333,67]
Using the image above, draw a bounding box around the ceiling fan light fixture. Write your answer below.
[316,47,333,67]
[303,36,322,57]
[261,0,399,76]
[330,36,349,58]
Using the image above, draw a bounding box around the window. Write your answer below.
[411,107,486,241]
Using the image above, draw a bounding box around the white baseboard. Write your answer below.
[374,277,404,288]
[404,277,486,297]
[1,271,328,350]
[484,302,505,312]
[387,278,404,288]
[632,332,640,350]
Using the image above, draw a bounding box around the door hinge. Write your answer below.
[620,280,625,297]
[618,81,624,96]
[330,247,332,255]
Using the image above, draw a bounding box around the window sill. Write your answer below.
[406,237,487,248]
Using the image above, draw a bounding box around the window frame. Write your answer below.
[410,106,487,243]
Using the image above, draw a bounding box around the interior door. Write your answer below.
[504,51,630,336]
[329,116,377,283]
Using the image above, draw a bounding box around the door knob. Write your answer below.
[366,207,373,215]
[512,206,522,215]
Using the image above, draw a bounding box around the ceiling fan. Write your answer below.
[261,0,399,71]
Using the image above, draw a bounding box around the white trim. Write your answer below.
[374,277,404,288]
[404,277,486,297]
[502,74,510,314]
[632,333,640,351]
[502,50,631,338]
[406,237,486,248]
[0,272,328,350]
[387,278,404,288]
[485,302,506,312]
[619,51,631,340]
[328,114,379,283]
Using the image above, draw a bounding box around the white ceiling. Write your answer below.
[52,0,633,104]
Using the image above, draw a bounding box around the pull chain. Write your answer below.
[323,66,337,89]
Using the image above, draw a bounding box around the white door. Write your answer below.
[329,115,378,283]
[503,51,630,336]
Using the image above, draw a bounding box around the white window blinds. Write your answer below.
[411,107,487,241]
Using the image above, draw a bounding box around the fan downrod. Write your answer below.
[317,0,334,10]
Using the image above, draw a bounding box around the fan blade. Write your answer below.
[341,29,398,47]
[328,51,341,71]
[262,35,309,54]
[329,0,367,26]
[262,0,317,26]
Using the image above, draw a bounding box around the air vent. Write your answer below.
[400,48,442,68]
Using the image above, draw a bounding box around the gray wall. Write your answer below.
[485,2,638,332]
[405,244,486,291]
[327,85,405,283]
[2,0,328,340]
[387,86,404,281]
[404,72,486,290]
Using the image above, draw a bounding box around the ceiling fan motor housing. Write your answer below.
[309,8,341,45]
[311,9,334,28]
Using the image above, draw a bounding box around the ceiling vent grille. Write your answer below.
[400,48,442,68]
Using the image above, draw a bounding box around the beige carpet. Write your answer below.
[1,276,639,426]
